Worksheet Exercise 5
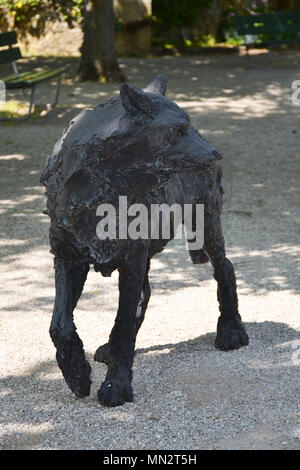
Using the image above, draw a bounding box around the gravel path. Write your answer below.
[0,52,300,450]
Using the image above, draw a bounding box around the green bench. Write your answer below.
[0,31,67,120]
[233,11,300,64]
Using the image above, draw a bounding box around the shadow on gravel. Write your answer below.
[0,320,299,449]
[135,320,300,356]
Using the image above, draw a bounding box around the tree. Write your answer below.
[0,0,125,83]
[77,0,125,82]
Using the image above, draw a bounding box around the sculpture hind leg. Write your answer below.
[211,253,249,350]
[189,248,209,264]
[50,256,91,397]
[94,259,151,365]
[135,260,151,334]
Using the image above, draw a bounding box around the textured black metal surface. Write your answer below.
[40,75,249,407]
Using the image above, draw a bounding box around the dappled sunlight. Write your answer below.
[0,55,299,298]
[100,410,136,424]
[0,154,25,161]
[0,240,26,247]
[179,93,285,118]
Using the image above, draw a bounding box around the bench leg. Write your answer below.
[0,85,35,122]
[21,76,61,112]
[267,45,272,66]
[245,45,252,68]
[27,86,35,119]
[52,76,61,109]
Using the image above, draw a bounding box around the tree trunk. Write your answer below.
[77,0,126,82]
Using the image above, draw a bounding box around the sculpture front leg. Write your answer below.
[97,245,149,406]
[94,259,151,365]
[50,257,91,397]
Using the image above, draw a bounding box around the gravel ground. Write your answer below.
[0,51,300,450]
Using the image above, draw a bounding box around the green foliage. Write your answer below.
[152,0,211,30]
[0,1,149,39]
[0,0,83,37]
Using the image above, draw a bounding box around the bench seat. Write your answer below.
[4,67,66,89]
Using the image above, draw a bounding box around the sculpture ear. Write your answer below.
[144,74,167,96]
[120,82,155,118]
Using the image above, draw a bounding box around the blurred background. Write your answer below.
[1,0,300,83]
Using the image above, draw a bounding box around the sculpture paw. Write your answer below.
[54,333,92,397]
[62,358,92,397]
[94,343,112,365]
[215,316,249,351]
[97,378,133,407]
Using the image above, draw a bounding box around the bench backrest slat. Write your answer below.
[0,47,22,65]
[0,31,18,47]
[234,12,300,36]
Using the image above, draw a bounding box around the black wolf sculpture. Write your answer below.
[40,74,248,407]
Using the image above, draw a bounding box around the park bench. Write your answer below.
[233,11,300,64]
[0,31,66,120]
